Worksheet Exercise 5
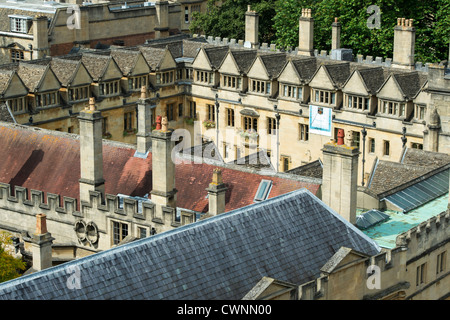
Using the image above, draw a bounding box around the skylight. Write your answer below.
[254,179,272,202]
[383,169,449,213]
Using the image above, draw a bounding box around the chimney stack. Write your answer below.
[155,0,169,39]
[331,17,341,51]
[322,129,359,224]
[392,18,415,69]
[136,86,153,154]
[31,214,54,271]
[32,16,49,59]
[245,5,259,48]
[150,115,177,209]
[206,168,228,216]
[298,8,314,56]
[78,97,105,203]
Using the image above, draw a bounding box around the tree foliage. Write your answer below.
[0,232,26,283]
[190,0,450,64]
[190,0,277,45]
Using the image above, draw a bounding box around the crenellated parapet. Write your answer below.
[0,182,195,251]
[395,209,450,253]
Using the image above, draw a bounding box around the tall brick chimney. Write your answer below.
[298,8,314,56]
[322,129,359,224]
[78,97,105,203]
[31,214,54,271]
[245,5,259,48]
[206,168,228,216]
[392,18,415,70]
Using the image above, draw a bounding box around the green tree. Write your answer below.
[273,0,450,63]
[0,232,26,283]
[191,0,450,64]
[190,0,276,44]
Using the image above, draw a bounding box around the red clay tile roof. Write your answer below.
[0,123,320,213]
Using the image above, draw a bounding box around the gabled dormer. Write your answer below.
[192,46,228,87]
[50,58,93,105]
[341,67,386,114]
[15,61,61,111]
[80,53,123,98]
[139,46,177,88]
[308,62,351,109]
[376,71,427,121]
[111,48,151,93]
[0,69,28,115]
[218,49,257,92]
[246,52,286,97]
[278,57,316,103]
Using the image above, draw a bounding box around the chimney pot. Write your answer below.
[140,86,147,99]
[155,115,162,130]
[211,168,223,185]
[337,129,345,145]
[36,213,47,235]
[89,97,96,111]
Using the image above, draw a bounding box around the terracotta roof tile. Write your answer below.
[0,123,320,213]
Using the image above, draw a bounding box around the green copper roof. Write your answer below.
[359,193,449,249]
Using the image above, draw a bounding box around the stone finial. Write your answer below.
[161,116,168,132]
[155,115,162,130]
[36,213,47,235]
[140,86,147,99]
[335,17,338,23]
[211,168,223,185]
[89,97,96,111]
[247,5,251,12]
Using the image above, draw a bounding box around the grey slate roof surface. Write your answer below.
[259,53,287,78]
[0,103,15,123]
[0,189,380,300]
[230,49,257,74]
[49,58,80,86]
[204,46,229,69]
[367,148,450,198]
[392,72,428,99]
[291,57,318,82]
[323,62,352,87]
[287,159,323,179]
[357,67,386,94]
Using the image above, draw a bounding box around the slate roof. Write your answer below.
[392,71,428,99]
[291,57,318,82]
[80,53,113,81]
[0,122,320,213]
[1,62,49,92]
[259,53,287,78]
[287,159,323,179]
[110,49,144,76]
[356,67,387,94]
[49,58,81,87]
[0,188,380,300]
[204,46,229,69]
[0,70,13,94]
[323,62,352,88]
[138,46,169,71]
[0,103,15,123]
[230,49,258,74]
[366,148,450,198]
